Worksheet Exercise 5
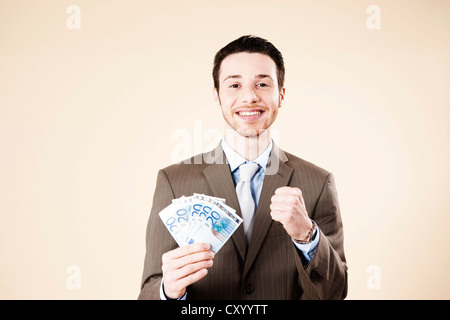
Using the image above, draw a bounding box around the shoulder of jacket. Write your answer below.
[283,150,331,179]
[159,152,211,176]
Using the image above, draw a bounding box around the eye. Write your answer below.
[229,84,240,88]
[257,83,269,87]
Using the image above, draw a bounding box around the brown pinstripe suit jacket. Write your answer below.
[138,143,347,300]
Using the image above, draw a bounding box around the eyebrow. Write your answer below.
[222,74,274,82]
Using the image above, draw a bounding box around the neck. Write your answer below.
[224,127,272,161]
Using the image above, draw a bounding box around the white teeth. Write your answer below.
[239,111,261,116]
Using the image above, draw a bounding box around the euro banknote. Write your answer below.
[159,194,242,253]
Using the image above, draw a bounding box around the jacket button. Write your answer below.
[310,270,321,282]
[244,284,254,295]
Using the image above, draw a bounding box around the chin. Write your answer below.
[236,126,268,138]
[224,115,273,138]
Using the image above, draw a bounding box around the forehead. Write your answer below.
[219,52,277,80]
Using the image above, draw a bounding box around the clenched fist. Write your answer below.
[270,186,313,241]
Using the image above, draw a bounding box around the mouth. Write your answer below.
[235,108,265,122]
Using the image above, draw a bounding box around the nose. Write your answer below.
[241,85,260,105]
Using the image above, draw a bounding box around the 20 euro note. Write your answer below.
[158,202,190,246]
[186,197,242,253]
[158,194,243,253]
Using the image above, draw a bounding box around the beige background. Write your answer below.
[1,0,449,299]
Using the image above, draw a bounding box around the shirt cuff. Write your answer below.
[291,221,320,262]
[160,280,187,300]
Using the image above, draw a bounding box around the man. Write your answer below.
[138,35,347,300]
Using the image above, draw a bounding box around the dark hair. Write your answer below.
[212,35,285,91]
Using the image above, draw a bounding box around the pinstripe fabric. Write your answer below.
[138,143,347,300]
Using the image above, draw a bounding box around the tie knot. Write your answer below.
[239,162,259,182]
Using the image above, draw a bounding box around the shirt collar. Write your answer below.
[221,138,273,173]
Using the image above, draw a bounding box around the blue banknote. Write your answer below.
[159,194,242,253]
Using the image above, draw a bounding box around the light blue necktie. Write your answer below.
[235,162,259,242]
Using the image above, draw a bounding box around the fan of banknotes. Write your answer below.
[159,193,243,253]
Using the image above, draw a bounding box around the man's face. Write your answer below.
[214,52,285,137]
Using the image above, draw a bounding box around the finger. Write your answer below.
[271,188,305,205]
[168,250,215,271]
[275,186,302,197]
[162,242,210,262]
[167,259,213,284]
[270,200,308,221]
[177,267,209,290]
[271,194,300,206]
[270,201,289,212]
[270,210,286,224]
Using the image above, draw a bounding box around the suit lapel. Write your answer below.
[202,144,247,262]
[243,144,293,278]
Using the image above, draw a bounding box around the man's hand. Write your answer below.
[270,186,313,241]
[161,242,215,299]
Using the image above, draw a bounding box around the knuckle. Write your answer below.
[287,197,296,205]
[203,260,212,268]
[202,252,211,260]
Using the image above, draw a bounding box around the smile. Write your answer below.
[235,108,265,121]
[238,111,262,116]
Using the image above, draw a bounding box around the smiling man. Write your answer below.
[138,35,348,300]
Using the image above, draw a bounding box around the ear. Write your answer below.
[213,87,221,108]
[278,87,285,108]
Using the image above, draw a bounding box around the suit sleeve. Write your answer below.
[295,173,348,300]
[138,169,178,300]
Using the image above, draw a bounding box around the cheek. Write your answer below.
[263,91,281,106]
[218,94,236,112]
